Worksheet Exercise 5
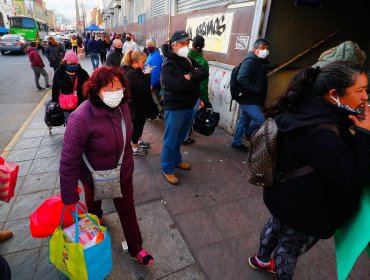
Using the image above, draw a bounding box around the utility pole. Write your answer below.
[75,0,80,34]
[80,1,86,31]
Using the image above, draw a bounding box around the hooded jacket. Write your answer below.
[160,44,209,110]
[52,65,89,111]
[188,49,209,103]
[145,49,163,88]
[27,47,44,68]
[237,51,268,106]
[264,95,370,239]
[106,49,122,68]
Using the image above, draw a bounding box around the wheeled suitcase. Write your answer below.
[44,100,64,134]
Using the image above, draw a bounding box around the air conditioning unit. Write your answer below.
[114,1,121,8]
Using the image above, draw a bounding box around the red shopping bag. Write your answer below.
[30,188,87,238]
[0,156,19,203]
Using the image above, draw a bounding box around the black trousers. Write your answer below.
[132,115,146,144]
[100,53,107,64]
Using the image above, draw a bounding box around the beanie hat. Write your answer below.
[64,51,79,64]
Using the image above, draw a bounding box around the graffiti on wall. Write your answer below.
[186,13,234,54]
[148,27,169,46]
[208,67,229,103]
[235,35,250,50]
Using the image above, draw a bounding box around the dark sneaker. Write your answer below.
[45,84,51,88]
[132,249,154,266]
[37,86,45,91]
[138,140,150,148]
[231,144,248,151]
[182,138,195,145]
[133,147,147,156]
[248,255,276,274]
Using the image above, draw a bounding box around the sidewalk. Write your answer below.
[0,58,369,280]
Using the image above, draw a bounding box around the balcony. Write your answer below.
[114,1,121,8]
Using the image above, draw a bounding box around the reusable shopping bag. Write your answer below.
[49,204,112,280]
[0,156,19,203]
[30,189,86,238]
[59,76,79,110]
[335,184,370,280]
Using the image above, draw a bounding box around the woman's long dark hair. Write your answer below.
[265,61,365,118]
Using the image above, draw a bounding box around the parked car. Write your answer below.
[41,35,65,54]
[59,33,72,49]
[0,34,27,54]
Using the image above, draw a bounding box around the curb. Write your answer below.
[0,90,51,158]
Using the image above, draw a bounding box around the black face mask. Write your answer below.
[126,37,131,41]
[115,48,122,53]
[48,42,52,46]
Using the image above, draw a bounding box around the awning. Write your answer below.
[84,24,104,31]
[0,27,9,34]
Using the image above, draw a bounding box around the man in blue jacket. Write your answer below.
[231,38,270,150]
[87,35,100,70]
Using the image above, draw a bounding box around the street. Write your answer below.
[0,51,51,153]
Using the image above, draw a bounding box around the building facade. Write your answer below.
[13,0,55,28]
[0,0,15,28]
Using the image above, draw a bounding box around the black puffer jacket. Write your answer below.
[237,51,268,106]
[52,65,90,111]
[160,44,208,110]
[264,95,370,239]
[106,50,122,68]
[124,66,158,118]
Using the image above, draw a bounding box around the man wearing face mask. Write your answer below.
[122,33,137,55]
[52,51,90,124]
[106,40,123,68]
[231,38,270,150]
[160,30,209,185]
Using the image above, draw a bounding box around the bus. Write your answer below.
[8,16,48,45]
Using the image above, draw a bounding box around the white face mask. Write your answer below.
[177,46,189,58]
[257,49,269,59]
[101,89,124,108]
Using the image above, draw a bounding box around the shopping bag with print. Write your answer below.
[48,204,112,280]
[0,156,19,203]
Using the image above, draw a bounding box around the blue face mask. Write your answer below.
[330,95,361,114]
[64,64,79,73]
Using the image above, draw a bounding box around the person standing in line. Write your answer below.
[84,33,90,57]
[160,30,208,185]
[27,42,51,90]
[52,51,89,124]
[122,33,137,55]
[122,50,158,156]
[145,38,163,121]
[45,36,65,71]
[106,40,123,68]
[231,38,270,150]
[183,35,212,145]
[59,66,154,266]
[248,61,370,280]
[87,35,100,71]
[98,34,111,65]
[70,35,78,54]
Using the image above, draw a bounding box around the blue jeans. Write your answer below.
[90,53,99,70]
[232,104,265,145]
[161,108,194,174]
[186,98,201,138]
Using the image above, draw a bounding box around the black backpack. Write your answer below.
[193,107,220,136]
[229,59,246,102]
[44,100,64,134]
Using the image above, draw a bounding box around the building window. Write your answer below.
[138,14,145,24]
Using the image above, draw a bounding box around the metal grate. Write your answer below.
[177,0,229,14]
[150,0,166,18]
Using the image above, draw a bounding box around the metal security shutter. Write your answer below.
[150,0,166,18]
[128,0,135,23]
[177,0,229,14]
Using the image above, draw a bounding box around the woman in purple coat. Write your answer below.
[59,66,154,266]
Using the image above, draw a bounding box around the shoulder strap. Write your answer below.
[73,76,78,91]
[82,107,126,172]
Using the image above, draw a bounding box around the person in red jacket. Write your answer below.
[27,42,51,91]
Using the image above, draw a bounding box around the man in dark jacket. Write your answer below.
[27,42,50,90]
[87,35,100,70]
[160,30,208,184]
[231,38,270,150]
[106,40,123,68]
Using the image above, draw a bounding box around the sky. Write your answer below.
[43,0,103,21]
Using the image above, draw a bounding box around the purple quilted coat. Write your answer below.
[59,100,134,205]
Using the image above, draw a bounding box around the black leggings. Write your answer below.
[257,216,319,280]
[132,115,146,144]
[72,46,78,54]
[100,53,106,64]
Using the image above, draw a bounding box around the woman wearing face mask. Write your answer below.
[248,61,370,280]
[59,66,154,266]
[45,36,65,71]
[52,51,89,124]
[122,50,158,156]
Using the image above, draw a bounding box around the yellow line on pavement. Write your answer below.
[0,90,51,158]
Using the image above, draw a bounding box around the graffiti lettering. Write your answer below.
[187,15,226,38]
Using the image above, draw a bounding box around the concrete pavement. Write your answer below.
[0,57,369,280]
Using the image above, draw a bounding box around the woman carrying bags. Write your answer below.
[122,50,158,156]
[59,66,154,266]
[52,51,89,124]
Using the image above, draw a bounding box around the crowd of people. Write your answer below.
[19,29,370,280]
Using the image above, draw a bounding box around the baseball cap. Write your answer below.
[170,30,192,44]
